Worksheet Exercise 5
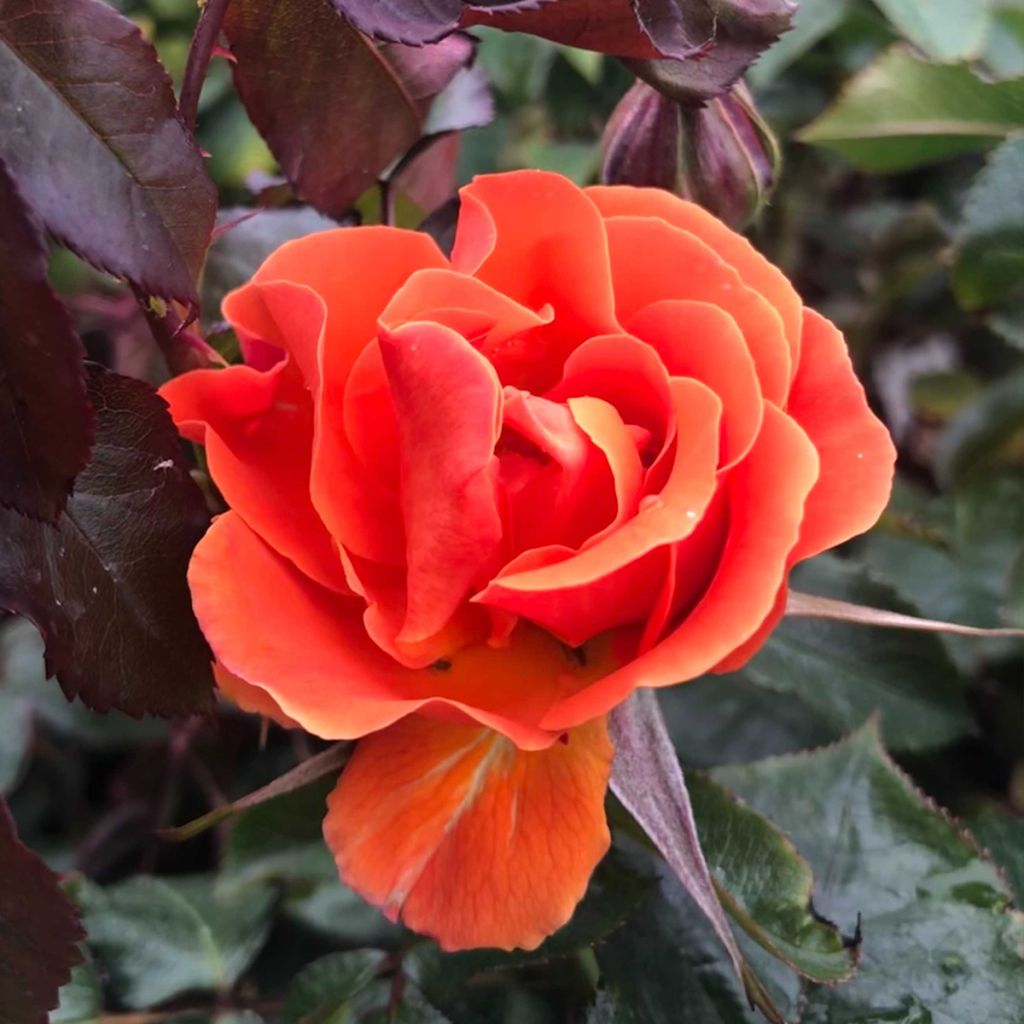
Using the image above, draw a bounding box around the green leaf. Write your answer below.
[283,950,381,1024]
[76,875,275,1008]
[221,777,337,890]
[688,774,857,983]
[870,0,989,62]
[659,674,837,769]
[283,882,402,950]
[936,371,1024,486]
[967,811,1024,905]
[952,137,1024,311]
[750,0,850,87]
[982,4,1024,79]
[798,47,1024,171]
[50,955,102,1024]
[594,842,796,1024]
[747,555,974,751]
[284,952,451,1024]
[714,724,1024,1023]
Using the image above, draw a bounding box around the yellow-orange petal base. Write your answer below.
[324,715,614,951]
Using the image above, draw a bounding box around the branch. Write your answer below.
[178,0,233,132]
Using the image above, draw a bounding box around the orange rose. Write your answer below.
[161,171,894,952]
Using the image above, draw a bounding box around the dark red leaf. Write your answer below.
[0,161,93,523]
[0,367,215,718]
[225,0,424,218]
[0,0,217,306]
[337,0,794,96]
[0,798,84,1024]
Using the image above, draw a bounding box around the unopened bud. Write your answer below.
[602,80,780,230]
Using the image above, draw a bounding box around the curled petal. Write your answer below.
[453,171,620,383]
[786,310,896,562]
[160,353,349,594]
[602,215,791,404]
[587,184,803,372]
[324,714,613,951]
[379,321,504,644]
[479,379,720,646]
[543,403,819,730]
[627,300,763,467]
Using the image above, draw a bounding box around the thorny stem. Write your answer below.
[178,0,233,133]
[131,285,222,376]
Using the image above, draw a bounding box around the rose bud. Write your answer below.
[161,171,894,954]
[602,79,780,229]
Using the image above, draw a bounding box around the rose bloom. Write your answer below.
[161,171,894,952]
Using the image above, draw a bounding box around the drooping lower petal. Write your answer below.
[323,714,614,951]
[543,403,819,730]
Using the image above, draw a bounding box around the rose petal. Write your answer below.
[215,662,298,728]
[160,352,350,594]
[786,310,896,562]
[602,215,791,405]
[546,333,675,461]
[379,267,552,345]
[542,403,819,729]
[323,714,613,951]
[452,171,620,386]
[627,300,763,467]
[379,321,504,644]
[190,512,613,749]
[588,185,803,373]
[240,228,447,563]
[478,379,720,646]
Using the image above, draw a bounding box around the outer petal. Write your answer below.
[452,171,620,385]
[214,663,298,728]
[602,216,791,405]
[245,228,448,564]
[323,715,613,951]
[543,404,819,730]
[786,310,896,562]
[587,185,803,373]
[627,300,763,467]
[713,312,896,673]
[379,322,504,644]
[189,512,617,749]
[160,354,350,594]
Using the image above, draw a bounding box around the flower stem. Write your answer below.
[178,0,233,133]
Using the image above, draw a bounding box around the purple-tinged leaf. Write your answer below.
[225,0,423,218]
[0,0,217,307]
[0,367,215,719]
[0,161,93,523]
[383,33,478,114]
[609,689,782,1023]
[0,797,84,1024]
